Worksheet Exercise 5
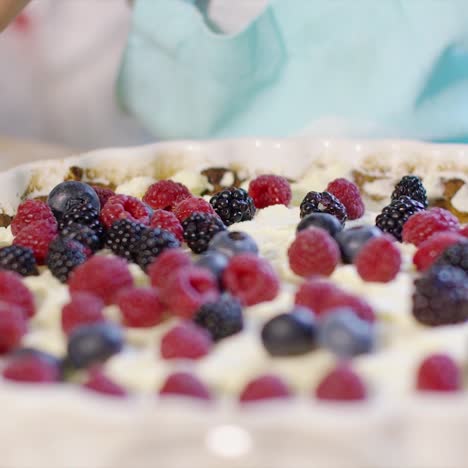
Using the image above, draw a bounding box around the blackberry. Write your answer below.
[132,227,180,271]
[0,245,38,276]
[59,202,105,240]
[46,237,87,283]
[391,175,428,208]
[375,196,425,241]
[209,188,256,226]
[412,265,468,326]
[194,295,243,341]
[435,241,468,274]
[182,213,226,254]
[300,191,347,224]
[105,219,146,261]
[61,222,101,252]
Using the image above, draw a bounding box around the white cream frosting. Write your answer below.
[451,183,468,213]
[115,176,156,199]
[0,226,13,246]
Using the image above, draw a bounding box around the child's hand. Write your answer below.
[0,0,30,32]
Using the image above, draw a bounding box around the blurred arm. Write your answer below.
[0,0,30,32]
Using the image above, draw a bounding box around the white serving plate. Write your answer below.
[0,138,467,468]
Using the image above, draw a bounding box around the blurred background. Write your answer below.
[2,0,468,168]
[0,0,267,163]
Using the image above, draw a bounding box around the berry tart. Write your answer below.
[0,139,467,468]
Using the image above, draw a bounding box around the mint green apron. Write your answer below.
[118,0,468,142]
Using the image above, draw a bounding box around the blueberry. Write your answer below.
[10,347,63,378]
[195,250,229,282]
[48,181,100,220]
[208,230,258,257]
[319,308,374,357]
[261,307,318,357]
[67,322,123,369]
[297,213,343,237]
[335,225,382,263]
[11,347,61,368]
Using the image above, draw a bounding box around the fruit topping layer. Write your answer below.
[0,168,466,404]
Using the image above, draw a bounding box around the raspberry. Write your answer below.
[355,235,401,282]
[100,194,152,228]
[435,241,468,274]
[173,197,217,222]
[461,225,468,237]
[132,227,180,271]
[194,295,243,341]
[11,199,56,236]
[47,237,88,283]
[61,292,105,335]
[159,372,212,400]
[223,253,279,306]
[416,354,461,392]
[391,175,428,208]
[69,255,134,305]
[300,191,347,224]
[83,367,127,397]
[91,185,115,209]
[143,180,191,211]
[376,196,425,241]
[326,178,365,220]
[105,219,147,261]
[160,321,213,360]
[248,175,292,209]
[315,363,367,401]
[61,223,101,252]
[412,265,468,326]
[116,286,165,328]
[413,232,465,272]
[160,266,220,319]
[287,228,340,277]
[148,248,192,289]
[209,187,256,225]
[0,271,35,318]
[0,245,38,277]
[3,354,60,383]
[295,279,375,323]
[295,279,338,311]
[182,212,226,254]
[402,208,460,246]
[0,304,27,354]
[13,219,58,264]
[239,374,292,403]
[150,209,183,242]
